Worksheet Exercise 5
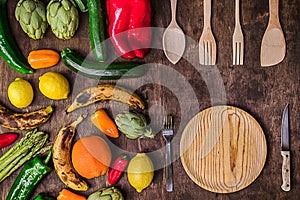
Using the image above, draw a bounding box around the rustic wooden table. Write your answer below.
[1,0,299,199]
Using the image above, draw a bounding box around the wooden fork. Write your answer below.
[232,0,244,65]
[199,0,217,65]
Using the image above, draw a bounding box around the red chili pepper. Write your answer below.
[0,133,18,148]
[108,154,129,185]
[106,0,152,59]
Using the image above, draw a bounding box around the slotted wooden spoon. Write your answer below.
[162,0,185,64]
[260,0,286,67]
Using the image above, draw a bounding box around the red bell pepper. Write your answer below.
[0,133,18,148]
[106,0,152,59]
[107,154,129,185]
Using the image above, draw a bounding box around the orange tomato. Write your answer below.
[71,136,112,179]
[90,109,119,138]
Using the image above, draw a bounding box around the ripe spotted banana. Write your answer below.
[66,83,145,113]
[0,103,53,130]
[52,115,89,191]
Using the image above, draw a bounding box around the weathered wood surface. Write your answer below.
[1,0,299,199]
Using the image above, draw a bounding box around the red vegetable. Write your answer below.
[0,133,18,148]
[108,154,129,185]
[106,0,152,59]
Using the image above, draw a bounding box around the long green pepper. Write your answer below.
[0,0,34,74]
[6,150,52,200]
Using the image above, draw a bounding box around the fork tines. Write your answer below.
[198,0,217,65]
[199,40,216,65]
[163,115,173,130]
[232,25,244,65]
[233,39,244,65]
[232,0,244,65]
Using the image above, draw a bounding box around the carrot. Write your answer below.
[28,49,60,69]
[90,109,119,138]
[57,189,86,200]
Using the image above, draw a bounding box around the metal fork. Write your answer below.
[162,115,174,192]
[232,0,244,65]
[199,0,217,65]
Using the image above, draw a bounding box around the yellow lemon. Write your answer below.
[39,72,70,100]
[127,153,154,193]
[8,78,34,108]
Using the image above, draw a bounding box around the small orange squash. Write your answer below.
[28,49,60,69]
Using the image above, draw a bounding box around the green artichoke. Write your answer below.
[15,0,48,40]
[115,111,154,139]
[88,187,124,200]
[46,0,79,40]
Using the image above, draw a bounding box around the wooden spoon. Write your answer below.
[163,0,185,64]
[260,0,286,67]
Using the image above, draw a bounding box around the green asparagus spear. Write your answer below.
[0,129,51,183]
[0,144,30,170]
[0,145,53,182]
[0,132,47,172]
[0,152,27,182]
[34,145,53,157]
[0,129,36,162]
[0,131,47,170]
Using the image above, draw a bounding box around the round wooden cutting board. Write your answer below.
[180,106,267,193]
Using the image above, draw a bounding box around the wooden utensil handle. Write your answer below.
[203,0,212,29]
[281,151,291,191]
[269,0,279,22]
[235,0,241,25]
[170,0,178,22]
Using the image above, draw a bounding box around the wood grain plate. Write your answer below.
[180,106,267,193]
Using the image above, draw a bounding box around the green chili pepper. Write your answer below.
[6,150,52,200]
[0,0,34,74]
[34,192,55,200]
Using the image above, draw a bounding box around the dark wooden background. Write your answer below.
[1,0,299,199]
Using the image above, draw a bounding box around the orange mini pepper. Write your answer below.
[28,49,60,69]
[57,189,86,200]
[90,109,119,138]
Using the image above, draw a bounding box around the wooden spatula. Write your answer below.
[260,0,286,67]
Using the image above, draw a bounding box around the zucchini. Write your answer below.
[61,48,146,80]
[88,0,106,61]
